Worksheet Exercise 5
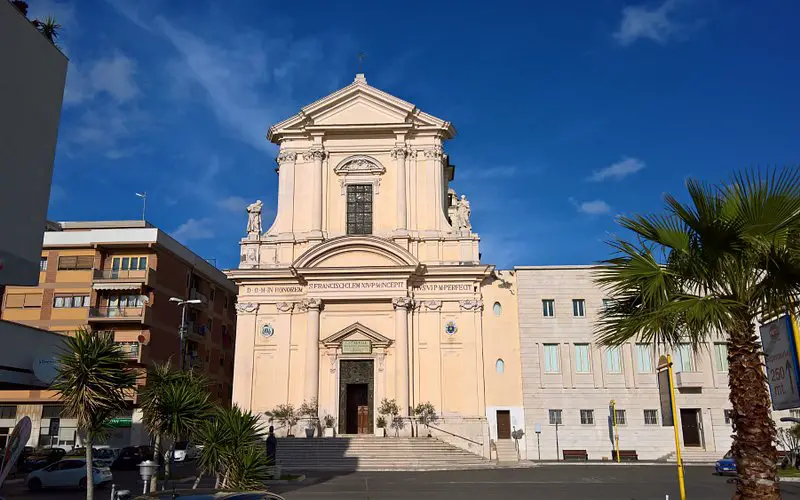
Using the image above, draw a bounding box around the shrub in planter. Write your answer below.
[264,404,298,437]
[376,416,387,437]
[413,402,439,437]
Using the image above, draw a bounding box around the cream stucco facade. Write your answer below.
[228,75,522,456]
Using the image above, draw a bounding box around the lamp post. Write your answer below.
[169,297,202,370]
[534,423,542,461]
[138,460,158,495]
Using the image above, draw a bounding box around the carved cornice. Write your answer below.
[302,148,328,162]
[392,297,414,310]
[459,299,483,311]
[276,151,298,164]
[299,298,322,311]
[276,302,295,313]
[235,303,259,314]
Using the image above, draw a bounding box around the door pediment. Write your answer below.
[321,322,392,348]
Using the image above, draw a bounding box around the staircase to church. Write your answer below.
[661,449,721,463]
[275,436,492,471]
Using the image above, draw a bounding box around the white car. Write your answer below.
[165,441,198,462]
[26,458,113,490]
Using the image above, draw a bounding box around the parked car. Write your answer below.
[26,458,113,490]
[134,489,286,499]
[715,451,737,476]
[165,441,198,462]
[18,448,66,473]
[93,448,119,468]
[113,446,146,470]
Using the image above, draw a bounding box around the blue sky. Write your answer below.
[36,0,799,270]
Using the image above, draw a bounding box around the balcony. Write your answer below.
[674,371,705,388]
[189,288,209,307]
[88,306,150,323]
[115,342,141,361]
[185,322,208,338]
[93,268,154,288]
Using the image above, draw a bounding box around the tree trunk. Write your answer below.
[728,319,780,499]
[214,472,221,489]
[192,470,204,489]
[164,443,175,489]
[85,432,94,500]
[150,433,162,493]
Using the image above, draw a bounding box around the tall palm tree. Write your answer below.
[595,168,800,499]
[194,405,268,490]
[52,329,137,500]
[139,362,211,491]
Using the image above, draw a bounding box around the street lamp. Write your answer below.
[138,460,158,494]
[169,297,202,370]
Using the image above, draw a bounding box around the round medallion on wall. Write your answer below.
[444,320,458,336]
[261,323,275,338]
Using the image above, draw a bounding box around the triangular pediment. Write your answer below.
[321,322,392,348]
[268,75,455,142]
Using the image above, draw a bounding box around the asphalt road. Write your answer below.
[4,465,800,499]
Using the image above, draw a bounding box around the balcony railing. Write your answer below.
[189,288,209,306]
[93,268,154,285]
[185,322,207,337]
[674,371,704,388]
[89,306,145,319]
[115,342,140,360]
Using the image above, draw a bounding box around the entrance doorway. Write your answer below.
[338,360,374,435]
[680,408,702,447]
[496,410,511,439]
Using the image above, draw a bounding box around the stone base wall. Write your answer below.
[426,416,490,458]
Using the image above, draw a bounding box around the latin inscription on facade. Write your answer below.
[245,286,304,295]
[342,340,372,354]
[418,284,473,291]
[308,281,405,290]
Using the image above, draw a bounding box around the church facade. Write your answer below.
[227,74,523,456]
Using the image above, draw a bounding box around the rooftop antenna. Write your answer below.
[135,192,147,221]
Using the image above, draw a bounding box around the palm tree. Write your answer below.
[33,16,61,44]
[194,405,268,490]
[139,362,211,491]
[51,329,137,500]
[595,168,800,499]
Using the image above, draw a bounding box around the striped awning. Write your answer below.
[92,283,141,291]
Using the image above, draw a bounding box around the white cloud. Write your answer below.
[588,157,645,182]
[171,218,215,242]
[65,53,139,106]
[216,196,248,212]
[613,0,687,46]
[570,197,612,215]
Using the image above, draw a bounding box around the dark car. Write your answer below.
[133,489,286,500]
[112,446,144,470]
[18,448,66,473]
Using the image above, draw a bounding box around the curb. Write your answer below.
[532,461,715,467]
[265,474,306,484]
[780,477,800,482]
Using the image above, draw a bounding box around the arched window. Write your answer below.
[493,302,502,316]
[495,358,505,374]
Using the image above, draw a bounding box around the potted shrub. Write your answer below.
[323,414,335,437]
[264,403,297,437]
[376,416,387,437]
[413,402,439,438]
[377,398,400,437]
[299,399,319,438]
[391,415,405,437]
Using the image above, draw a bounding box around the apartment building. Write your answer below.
[515,265,795,461]
[0,221,237,448]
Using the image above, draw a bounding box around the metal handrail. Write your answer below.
[427,423,483,446]
[89,306,145,318]
[94,269,149,280]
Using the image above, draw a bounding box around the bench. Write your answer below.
[612,450,638,462]
[562,449,588,461]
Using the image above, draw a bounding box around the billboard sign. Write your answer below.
[760,315,800,410]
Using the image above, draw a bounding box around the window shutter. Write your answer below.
[75,256,94,269]
[5,295,25,308]
[24,294,43,307]
[58,256,78,270]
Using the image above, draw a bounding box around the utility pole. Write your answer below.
[135,192,147,221]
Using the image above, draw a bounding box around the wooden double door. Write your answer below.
[346,383,370,434]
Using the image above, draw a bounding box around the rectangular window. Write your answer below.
[543,344,560,373]
[210,288,216,302]
[207,318,213,334]
[574,344,591,373]
[542,299,554,317]
[40,257,48,271]
[614,409,627,425]
[644,409,658,425]
[724,409,734,424]
[714,343,729,372]
[580,409,594,425]
[54,296,65,308]
[605,347,622,373]
[676,343,695,372]
[0,406,16,419]
[42,405,62,418]
[57,255,93,270]
[219,357,224,367]
[548,409,562,425]
[636,343,653,373]
[572,299,586,317]
[224,296,229,309]
[5,294,42,308]
[346,184,373,235]
[53,295,90,308]
[602,298,613,311]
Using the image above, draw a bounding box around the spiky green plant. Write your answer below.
[595,168,800,499]
[34,16,61,44]
[52,329,136,500]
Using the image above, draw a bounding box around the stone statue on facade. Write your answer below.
[246,200,263,238]
[456,194,472,232]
